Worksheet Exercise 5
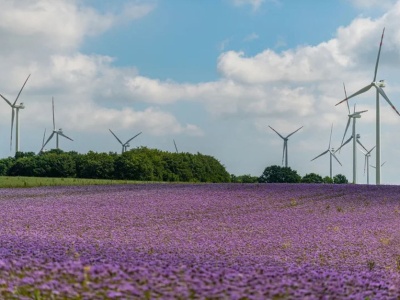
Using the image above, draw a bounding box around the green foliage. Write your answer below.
[0,157,15,176]
[231,174,259,183]
[333,174,348,184]
[258,165,301,183]
[301,173,324,183]
[5,148,230,183]
[323,176,334,184]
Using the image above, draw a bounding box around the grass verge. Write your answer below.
[0,176,144,188]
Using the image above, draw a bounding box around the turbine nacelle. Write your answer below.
[378,80,385,88]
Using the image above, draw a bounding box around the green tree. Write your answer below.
[333,174,348,184]
[76,151,115,179]
[323,176,334,184]
[233,174,259,183]
[301,173,324,183]
[258,165,301,183]
[0,157,15,176]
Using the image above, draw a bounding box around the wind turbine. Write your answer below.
[335,28,400,184]
[311,124,342,180]
[109,129,142,154]
[173,139,179,153]
[40,98,73,152]
[357,141,375,185]
[268,125,303,168]
[0,74,31,154]
[335,133,367,184]
[336,84,367,184]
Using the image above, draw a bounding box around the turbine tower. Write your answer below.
[357,141,375,185]
[109,129,142,154]
[311,124,342,180]
[335,28,400,184]
[268,125,303,168]
[40,98,73,152]
[0,74,31,154]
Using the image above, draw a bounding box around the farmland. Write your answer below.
[1,183,400,299]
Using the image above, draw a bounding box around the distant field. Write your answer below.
[0,176,144,188]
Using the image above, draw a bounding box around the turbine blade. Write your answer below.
[373,28,385,82]
[59,132,73,141]
[0,94,13,106]
[282,142,286,165]
[311,150,329,161]
[335,84,373,106]
[173,139,178,153]
[42,129,46,147]
[268,126,285,139]
[343,83,350,114]
[367,146,376,155]
[52,97,56,130]
[286,126,303,138]
[328,123,333,149]
[356,139,368,152]
[381,161,386,167]
[331,152,342,166]
[341,117,351,148]
[376,85,400,116]
[125,132,142,144]
[13,74,31,105]
[335,136,353,153]
[109,129,123,145]
[41,132,55,151]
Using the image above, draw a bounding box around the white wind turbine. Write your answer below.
[40,98,73,152]
[268,125,303,168]
[357,140,375,185]
[0,74,31,154]
[109,129,142,154]
[335,28,400,184]
[311,124,342,180]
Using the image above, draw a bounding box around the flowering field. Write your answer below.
[1,183,400,299]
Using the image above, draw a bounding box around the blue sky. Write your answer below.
[1,0,400,184]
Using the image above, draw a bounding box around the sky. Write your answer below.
[1,0,400,184]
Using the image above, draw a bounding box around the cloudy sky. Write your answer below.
[1,0,400,184]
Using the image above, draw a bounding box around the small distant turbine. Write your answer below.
[268,125,303,168]
[109,129,142,154]
[357,141,375,185]
[40,98,73,152]
[335,133,367,184]
[0,74,31,154]
[311,124,342,180]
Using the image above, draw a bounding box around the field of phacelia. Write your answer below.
[1,183,400,299]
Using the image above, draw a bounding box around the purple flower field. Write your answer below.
[1,183,400,299]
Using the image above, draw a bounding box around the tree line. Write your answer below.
[0,147,231,183]
[231,165,348,184]
[0,150,348,184]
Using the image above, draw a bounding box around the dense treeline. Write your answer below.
[0,147,231,183]
[230,166,348,184]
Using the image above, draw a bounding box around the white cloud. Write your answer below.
[244,33,259,42]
